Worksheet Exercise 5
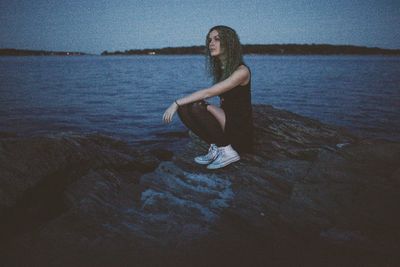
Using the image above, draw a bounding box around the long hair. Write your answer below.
[205,25,243,83]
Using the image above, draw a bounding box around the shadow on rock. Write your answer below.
[1,105,399,266]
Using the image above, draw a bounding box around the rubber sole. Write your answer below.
[194,156,217,165]
[206,155,240,169]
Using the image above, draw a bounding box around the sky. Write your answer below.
[0,0,399,54]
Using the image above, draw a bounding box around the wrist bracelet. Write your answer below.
[175,100,180,107]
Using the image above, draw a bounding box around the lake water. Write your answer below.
[0,55,399,148]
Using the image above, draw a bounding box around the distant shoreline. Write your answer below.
[1,44,400,56]
[101,44,400,56]
[0,48,87,56]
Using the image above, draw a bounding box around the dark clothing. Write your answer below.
[219,67,253,153]
[177,65,253,154]
[177,101,229,147]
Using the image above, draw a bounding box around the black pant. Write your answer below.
[177,101,229,147]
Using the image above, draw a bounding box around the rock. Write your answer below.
[0,131,17,138]
[150,148,174,161]
[0,133,160,251]
[1,105,399,266]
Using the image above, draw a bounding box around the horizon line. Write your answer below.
[1,43,400,55]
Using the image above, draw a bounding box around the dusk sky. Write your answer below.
[1,0,399,54]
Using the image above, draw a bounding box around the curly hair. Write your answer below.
[205,25,244,83]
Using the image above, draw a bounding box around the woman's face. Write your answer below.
[208,30,223,57]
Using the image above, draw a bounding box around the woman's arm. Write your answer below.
[176,66,249,106]
[163,66,249,123]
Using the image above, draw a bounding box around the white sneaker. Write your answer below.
[207,145,240,169]
[194,144,218,165]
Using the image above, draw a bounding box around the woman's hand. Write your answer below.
[162,102,179,124]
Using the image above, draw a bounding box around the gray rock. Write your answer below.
[1,105,399,266]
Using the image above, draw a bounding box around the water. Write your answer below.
[1,55,399,147]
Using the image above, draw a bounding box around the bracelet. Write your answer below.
[174,100,180,107]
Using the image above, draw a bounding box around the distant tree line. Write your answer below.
[0,48,86,56]
[102,46,205,55]
[101,44,400,56]
[2,45,399,56]
[244,44,400,55]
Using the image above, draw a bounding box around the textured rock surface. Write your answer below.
[1,105,399,266]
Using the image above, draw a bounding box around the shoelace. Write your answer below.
[214,149,224,162]
[209,145,217,156]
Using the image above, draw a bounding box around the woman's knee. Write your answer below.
[178,101,208,119]
[191,101,208,114]
[177,103,190,120]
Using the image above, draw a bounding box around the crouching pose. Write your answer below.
[163,25,253,169]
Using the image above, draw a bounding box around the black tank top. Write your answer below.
[219,65,253,153]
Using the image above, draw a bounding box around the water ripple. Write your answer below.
[1,55,399,143]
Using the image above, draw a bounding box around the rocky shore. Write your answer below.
[1,105,399,266]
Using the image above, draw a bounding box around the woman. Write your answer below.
[163,25,253,169]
